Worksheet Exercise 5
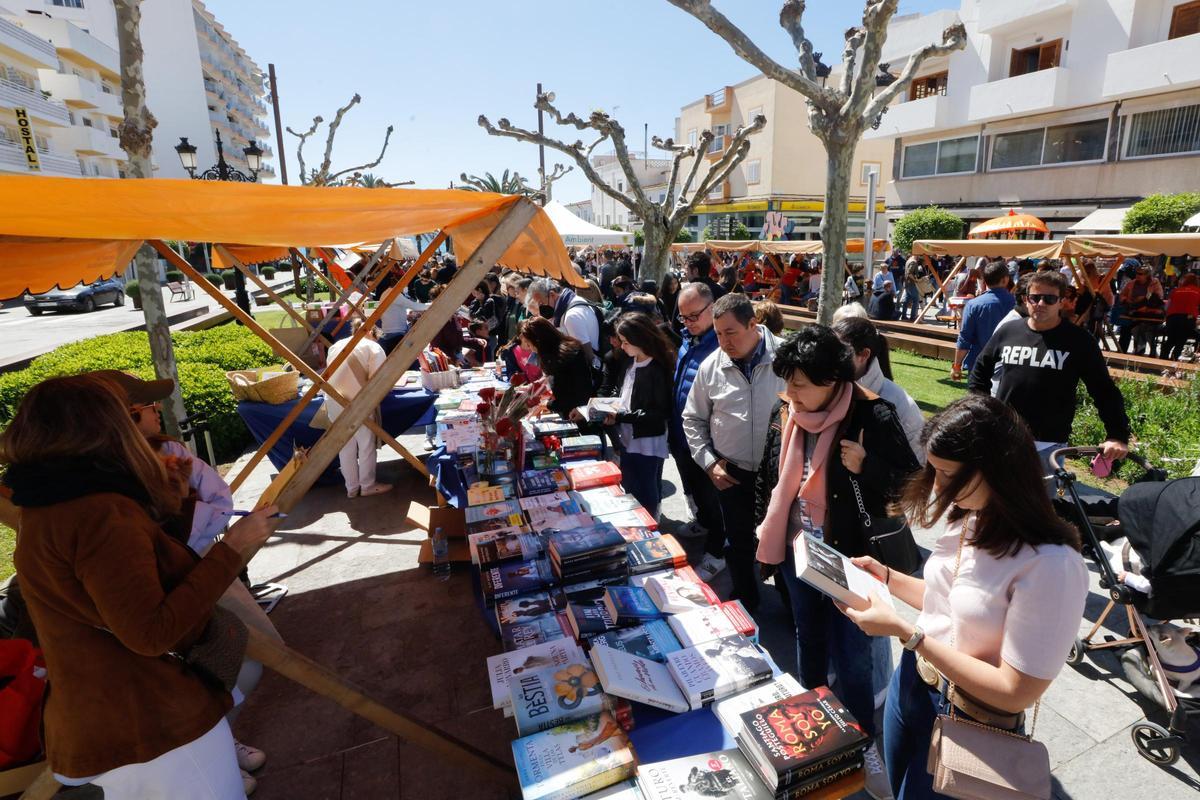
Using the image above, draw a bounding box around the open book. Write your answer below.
[793,533,893,612]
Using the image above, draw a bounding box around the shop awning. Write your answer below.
[1061,234,1200,258]
[911,239,1064,259]
[0,176,582,297]
[1068,207,1130,233]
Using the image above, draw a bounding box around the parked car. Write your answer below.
[23,278,126,315]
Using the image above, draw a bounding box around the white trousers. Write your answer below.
[86,718,244,799]
[338,425,377,493]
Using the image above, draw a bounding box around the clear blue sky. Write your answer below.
[205,0,954,202]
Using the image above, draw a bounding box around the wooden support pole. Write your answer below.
[226,233,448,493]
[297,241,391,357]
[149,241,427,482]
[217,246,316,334]
[915,255,965,324]
[268,199,537,515]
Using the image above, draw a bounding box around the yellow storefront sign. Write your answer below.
[693,199,769,214]
[14,108,40,171]
[696,198,886,214]
[778,200,886,213]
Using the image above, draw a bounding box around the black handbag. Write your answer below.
[848,474,924,575]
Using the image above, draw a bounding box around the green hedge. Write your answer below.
[0,325,283,461]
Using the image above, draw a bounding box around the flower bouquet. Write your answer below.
[475,376,551,476]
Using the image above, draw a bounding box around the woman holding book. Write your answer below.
[753,325,919,799]
[604,312,675,518]
[4,373,277,798]
[518,316,593,419]
[841,395,1088,800]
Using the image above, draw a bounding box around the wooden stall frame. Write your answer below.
[914,256,966,325]
[219,246,321,336]
[294,240,391,358]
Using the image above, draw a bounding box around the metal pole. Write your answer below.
[536,82,546,206]
[268,63,288,185]
[863,166,879,287]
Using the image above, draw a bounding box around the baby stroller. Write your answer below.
[1052,446,1199,766]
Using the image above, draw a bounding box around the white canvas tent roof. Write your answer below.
[1185,211,1200,229]
[1069,207,1131,232]
[543,200,634,246]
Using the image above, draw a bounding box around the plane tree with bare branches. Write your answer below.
[666,0,966,323]
[286,93,397,187]
[479,92,765,282]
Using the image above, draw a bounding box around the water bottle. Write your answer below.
[431,526,451,580]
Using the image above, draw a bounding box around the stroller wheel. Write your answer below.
[1066,637,1086,666]
[1131,721,1180,766]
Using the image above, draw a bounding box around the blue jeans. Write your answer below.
[781,548,876,737]
[620,451,664,518]
[901,287,920,321]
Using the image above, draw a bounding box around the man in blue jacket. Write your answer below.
[671,283,723,579]
[952,260,1015,381]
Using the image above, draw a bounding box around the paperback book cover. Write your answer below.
[618,526,660,544]
[509,659,607,736]
[467,515,528,537]
[645,575,720,614]
[566,460,624,491]
[737,686,869,789]
[548,524,628,564]
[584,780,644,800]
[560,435,606,462]
[603,586,667,625]
[520,492,578,511]
[497,591,566,627]
[597,508,659,531]
[629,568,675,588]
[566,599,618,640]
[527,506,594,536]
[574,485,639,515]
[513,712,637,800]
[555,555,630,585]
[481,557,555,606]
[487,639,585,711]
[468,526,531,565]
[627,535,687,574]
[667,605,740,648]
[477,532,545,567]
[519,468,573,497]
[467,483,509,506]
[502,613,573,652]
[732,736,865,799]
[712,674,805,737]
[465,499,524,524]
[590,619,683,663]
[666,635,774,708]
[636,748,772,800]
[792,533,892,613]
[532,419,580,439]
[590,642,690,713]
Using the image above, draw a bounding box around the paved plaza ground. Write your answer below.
[222,430,1200,800]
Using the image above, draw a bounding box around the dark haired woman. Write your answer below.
[657,272,682,336]
[5,373,277,798]
[606,313,675,517]
[841,394,1087,800]
[832,316,924,462]
[754,325,919,799]
[518,316,593,418]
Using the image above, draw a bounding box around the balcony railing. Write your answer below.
[0,78,70,126]
[0,16,57,67]
[0,139,82,175]
[705,87,732,111]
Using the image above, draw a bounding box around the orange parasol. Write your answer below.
[968,209,1050,239]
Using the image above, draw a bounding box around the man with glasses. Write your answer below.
[969,270,1130,464]
[670,283,724,579]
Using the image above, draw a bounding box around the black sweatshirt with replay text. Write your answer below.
[968,319,1131,444]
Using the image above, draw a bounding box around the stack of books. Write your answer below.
[547,524,629,584]
[560,435,605,462]
[627,535,687,574]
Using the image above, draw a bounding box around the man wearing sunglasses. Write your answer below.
[968,270,1130,464]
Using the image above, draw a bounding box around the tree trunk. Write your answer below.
[816,141,856,326]
[114,0,185,438]
[640,218,672,285]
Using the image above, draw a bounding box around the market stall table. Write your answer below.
[238,387,437,485]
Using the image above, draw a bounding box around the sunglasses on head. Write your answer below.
[1028,293,1060,305]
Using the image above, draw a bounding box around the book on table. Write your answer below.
[519,468,572,497]
[627,535,687,574]
[466,498,524,524]
[468,526,531,565]
[566,598,618,641]
[531,419,579,439]
[496,590,565,627]
[792,533,892,613]
[486,638,586,712]
[502,613,573,652]
[509,656,614,735]
[476,532,546,567]
[519,491,576,511]
[567,460,624,490]
[596,507,659,531]
[617,526,659,544]
[636,748,772,800]
[573,485,639,515]
[735,686,869,795]
[712,674,805,737]
[560,434,606,462]
[548,524,628,566]
[466,482,509,506]
[665,635,775,709]
[667,601,759,648]
[512,711,637,800]
[589,619,683,663]
[481,557,555,606]
[644,574,720,614]
[590,643,690,713]
[602,586,667,626]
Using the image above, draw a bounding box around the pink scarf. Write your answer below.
[755,382,853,565]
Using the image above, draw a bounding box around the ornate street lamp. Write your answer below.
[174,130,265,313]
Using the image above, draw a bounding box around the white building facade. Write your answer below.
[870,0,1200,234]
[589,154,673,230]
[0,0,272,180]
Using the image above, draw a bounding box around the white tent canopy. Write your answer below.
[543,200,634,246]
[1185,211,1200,230]
[1069,207,1131,232]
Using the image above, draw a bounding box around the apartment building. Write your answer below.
[1,0,273,180]
[563,199,593,224]
[675,75,892,241]
[869,0,1200,234]
[589,153,673,230]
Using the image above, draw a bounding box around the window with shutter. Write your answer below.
[1169,0,1200,39]
[1009,40,1062,77]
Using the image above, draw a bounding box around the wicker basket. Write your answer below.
[226,368,299,404]
[420,368,461,392]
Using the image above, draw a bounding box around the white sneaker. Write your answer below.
[360,483,393,496]
[695,554,726,582]
[863,743,893,800]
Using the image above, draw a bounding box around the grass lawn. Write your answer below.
[250,291,302,329]
[888,348,967,417]
[1,524,13,582]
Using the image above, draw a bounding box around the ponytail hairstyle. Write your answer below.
[831,316,892,381]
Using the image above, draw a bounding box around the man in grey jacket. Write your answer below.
[682,293,784,611]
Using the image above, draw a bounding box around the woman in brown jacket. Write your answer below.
[4,373,276,799]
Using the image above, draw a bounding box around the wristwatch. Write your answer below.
[901,626,926,651]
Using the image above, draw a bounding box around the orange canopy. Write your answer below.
[968,209,1050,239]
[0,176,582,297]
[670,238,889,255]
[912,239,1064,259]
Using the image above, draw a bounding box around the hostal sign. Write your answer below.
[13,108,41,171]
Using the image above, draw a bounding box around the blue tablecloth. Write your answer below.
[238,387,437,486]
[428,445,469,508]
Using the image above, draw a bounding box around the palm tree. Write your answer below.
[458,169,536,196]
[355,172,390,188]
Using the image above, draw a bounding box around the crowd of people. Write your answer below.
[0,238,1157,800]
